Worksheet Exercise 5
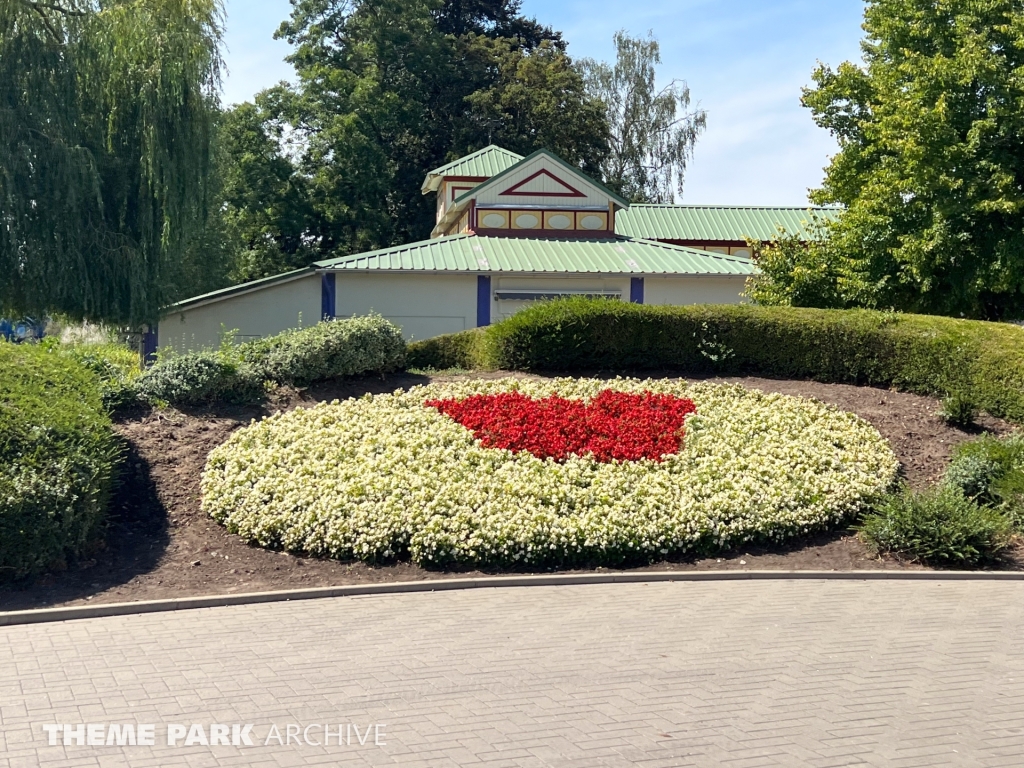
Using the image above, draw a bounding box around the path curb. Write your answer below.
[3,569,1023,627]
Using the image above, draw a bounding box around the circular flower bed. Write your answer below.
[201,378,899,568]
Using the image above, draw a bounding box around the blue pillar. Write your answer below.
[142,327,158,366]
[477,275,491,327]
[630,277,644,304]
[321,273,336,320]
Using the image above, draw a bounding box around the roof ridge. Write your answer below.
[626,204,835,210]
[314,233,472,268]
[626,237,755,264]
[426,145,522,175]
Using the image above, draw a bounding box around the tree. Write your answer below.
[801,0,1024,320]
[220,0,609,274]
[0,0,224,325]
[581,31,706,203]
[217,100,321,282]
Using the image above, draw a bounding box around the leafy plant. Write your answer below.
[858,485,1012,567]
[944,454,1001,500]
[580,31,705,203]
[944,433,1024,529]
[0,343,120,577]
[240,315,406,386]
[135,351,261,407]
[938,392,978,428]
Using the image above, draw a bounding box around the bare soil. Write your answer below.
[1,372,1019,612]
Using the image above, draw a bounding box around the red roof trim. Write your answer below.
[500,168,586,198]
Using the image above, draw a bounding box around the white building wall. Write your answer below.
[491,275,631,320]
[158,274,321,354]
[334,272,478,341]
[643,276,748,306]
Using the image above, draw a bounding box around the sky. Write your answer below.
[220,0,867,206]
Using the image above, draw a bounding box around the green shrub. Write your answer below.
[857,485,1012,567]
[938,391,978,427]
[945,433,1024,527]
[944,454,1001,499]
[463,299,1024,422]
[406,328,492,371]
[241,315,406,386]
[0,343,120,577]
[136,352,261,406]
[47,340,143,410]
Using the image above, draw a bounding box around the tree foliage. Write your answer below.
[0,0,224,324]
[794,0,1024,319]
[581,31,706,203]
[220,0,610,278]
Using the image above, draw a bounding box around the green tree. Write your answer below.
[581,31,706,203]
[217,100,321,282]
[0,0,224,324]
[802,0,1024,319]
[220,0,609,274]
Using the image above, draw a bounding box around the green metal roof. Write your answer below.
[614,205,840,242]
[162,267,315,313]
[421,145,524,193]
[314,234,755,276]
[454,148,631,209]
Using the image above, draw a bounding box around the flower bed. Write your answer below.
[201,378,899,568]
[426,390,697,462]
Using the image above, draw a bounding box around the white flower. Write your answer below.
[201,378,899,568]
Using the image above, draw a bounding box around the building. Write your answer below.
[157,146,831,352]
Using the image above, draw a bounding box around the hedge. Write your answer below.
[240,314,406,386]
[406,328,492,371]
[408,300,1024,423]
[136,315,407,406]
[0,343,120,577]
[135,351,262,406]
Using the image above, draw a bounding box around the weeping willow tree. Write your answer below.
[0,0,223,325]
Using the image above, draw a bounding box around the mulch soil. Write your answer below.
[1,372,1020,612]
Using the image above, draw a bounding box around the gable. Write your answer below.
[500,168,586,198]
[467,151,628,210]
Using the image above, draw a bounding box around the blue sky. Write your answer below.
[220,0,866,205]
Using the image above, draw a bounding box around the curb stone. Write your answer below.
[2,569,1023,627]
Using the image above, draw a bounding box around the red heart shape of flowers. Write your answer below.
[426,390,697,463]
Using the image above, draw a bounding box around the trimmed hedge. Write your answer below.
[135,351,262,406]
[137,315,407,407]
[241,314,406,386]
[0,343,120,577]
[411,300,1024,423]
[407,328,491,371]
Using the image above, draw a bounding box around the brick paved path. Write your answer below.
[3,580,1024,767]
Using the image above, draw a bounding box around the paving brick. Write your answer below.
[2,581,1024,766]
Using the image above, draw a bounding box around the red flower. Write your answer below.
[426,390,697,462]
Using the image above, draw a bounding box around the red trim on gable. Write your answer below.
[500,169,586,198]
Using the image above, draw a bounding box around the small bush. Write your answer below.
[945,433,1024,527]
[944,454,1001,499]
[136,352,261,406]
[406,329,492,371]
[0,343,120,577]
[938,392,978,427]
[241,315,406,386]
[858,485,1012,567]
